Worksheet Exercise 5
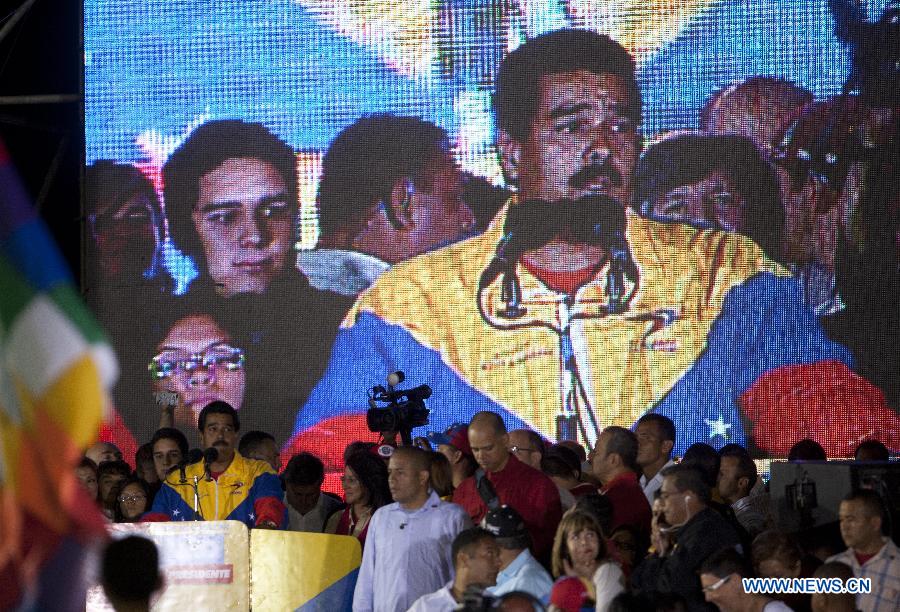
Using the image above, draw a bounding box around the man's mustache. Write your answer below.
[568,163,624,190]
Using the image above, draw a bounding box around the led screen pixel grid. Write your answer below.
[83,0,893,467]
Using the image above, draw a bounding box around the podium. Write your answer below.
[86,522,361,611]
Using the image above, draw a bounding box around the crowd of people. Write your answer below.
[80,22,900,612]
[86,406,900,611]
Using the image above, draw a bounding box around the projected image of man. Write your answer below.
[294,29,852,455]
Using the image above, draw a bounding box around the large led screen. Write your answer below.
[84,0,900,469]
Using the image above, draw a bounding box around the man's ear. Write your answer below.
[661,440,675,457]
[388,178,416,229]
[496,130,522,186]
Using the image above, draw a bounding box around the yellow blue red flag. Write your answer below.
[0,138,116,610]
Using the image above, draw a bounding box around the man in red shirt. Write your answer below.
[452,412,562,560]
[592,426,651,540]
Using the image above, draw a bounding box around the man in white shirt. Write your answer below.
[635,413,677,504]
[482,505,553,601]
[352,446,472,612]
[283,452,343,532]
[827,490,900,612]
[408,527,502,611]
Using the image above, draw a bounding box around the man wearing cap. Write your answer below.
[453,412,562,561]
[428,423,478,488]
[483,506,553,601]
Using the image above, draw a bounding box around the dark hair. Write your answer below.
[609,591,689,612]
[787,439,827,461]
[843,489,888,524]
[700,546,753,579]
[101,536,160,603]
[632,134,784,262]
[495,29,642,142]
[718,443,750,457]
[239,430,276,457]
[345,450,392,511]
[855,439,890,461]
[198,400,240,432]
[660,464,711,504]
[636,414,677,448]
[112,477,153,523]
[283,452,325,487]
[150,427,189,458]
[344,441,378,464]
[451,527,495,569]
[78,456,99,476]
[751,530,803,571]
[98,459,132,481]
[574,493,614,536]
[162,119,298,268]
[317,114,450,237]
[603,426,640,472]
[428,451,454,498]
[542,445,581,480]
[682,443,721,489]
[721,451,758,491]
[135,441,153,463]
[85,160,163,241]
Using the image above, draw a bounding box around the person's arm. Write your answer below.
[249,472,287,529]
[593,562,625,612]
[652,272,853,456]
[352,512,378,612]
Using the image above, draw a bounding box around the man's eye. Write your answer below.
[609,117,636,134]
[662,200,686,216]
[260,202,290,218]
[206,210,238,224]
[120,206,152,222]
[711,193,736,209]
[555,119,587,134]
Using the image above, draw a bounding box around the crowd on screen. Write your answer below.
[79,25,900,612]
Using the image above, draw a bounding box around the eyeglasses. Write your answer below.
[702,575,731,593]
[510,446,538,454]
[118,494,147,504]
[149,344,245,380]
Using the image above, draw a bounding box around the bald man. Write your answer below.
[452,412,562,561]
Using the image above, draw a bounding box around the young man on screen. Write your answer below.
[162,120,352,443]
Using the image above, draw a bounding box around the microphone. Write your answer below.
[171,448,204,483]
[479,199,559,290]
[203,447,219,481]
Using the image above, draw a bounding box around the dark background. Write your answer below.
[1,0,82,284]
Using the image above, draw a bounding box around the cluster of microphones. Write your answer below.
[479,194,639,317]
[169,447,220,483]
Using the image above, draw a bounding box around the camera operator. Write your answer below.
[408,527,502,611]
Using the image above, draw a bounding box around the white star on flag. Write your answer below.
[704,416,732,440]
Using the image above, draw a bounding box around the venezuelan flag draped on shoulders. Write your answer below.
[291,201,864,458]
[0,139,116,611]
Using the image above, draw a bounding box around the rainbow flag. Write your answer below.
[0,138,116,610]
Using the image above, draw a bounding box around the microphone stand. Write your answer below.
[191,475,203,521]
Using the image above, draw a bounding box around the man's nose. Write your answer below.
[238,213,268,247]
[584,126,613,165]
